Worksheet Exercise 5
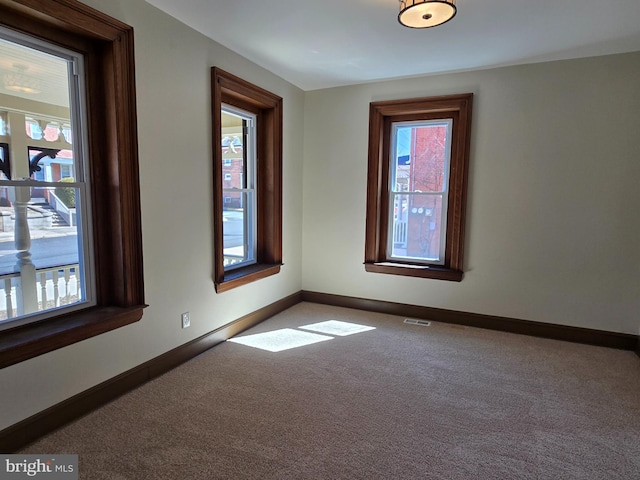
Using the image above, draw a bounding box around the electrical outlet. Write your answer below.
[181,312,190,329]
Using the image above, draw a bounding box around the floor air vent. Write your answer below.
[404,319,431,326]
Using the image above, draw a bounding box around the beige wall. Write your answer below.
[302,51,640,335]
[0,0,305,430]
[1,0,639,433]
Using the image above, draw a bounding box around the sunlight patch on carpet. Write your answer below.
[227,328,333,352]
[299,320,376,337]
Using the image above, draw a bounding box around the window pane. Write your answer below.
[390,193,446,263]
[0,30,93,329]
[221,110,246,190]
[223,191,255,268]
[389,120,452,264]
[221,105,256,271]
[0,186,85,323]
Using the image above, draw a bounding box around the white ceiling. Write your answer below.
[145,0,640,91]
[0,36,70,107]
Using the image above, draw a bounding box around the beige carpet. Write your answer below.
[21,303,640,479]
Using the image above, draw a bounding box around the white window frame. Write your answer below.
[221,104,257,271]
[387,119,453,265]
[0,27,95,331]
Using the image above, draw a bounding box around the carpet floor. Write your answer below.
[21,302,640,479]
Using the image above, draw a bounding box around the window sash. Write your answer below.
[0,28,95,330]
[221,105,257,271]
[386,120,453,265]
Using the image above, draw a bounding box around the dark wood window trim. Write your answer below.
[364,94,473,281]
[0,0,145,369]
[211,68,282,292]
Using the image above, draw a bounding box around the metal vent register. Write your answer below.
[403,318,431,326]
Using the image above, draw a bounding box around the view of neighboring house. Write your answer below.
[27,119,75,203]
[221,131,243,208]
[0,113,75,210]
[393,123,448,263]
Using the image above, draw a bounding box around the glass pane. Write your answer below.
[25,118,73,144]
[0,185,85,323]
[221,111,246,189]
[389,119,451,265]
[0,36,71,106]
[222,191,254,268]
[222,155,243,189]
[392,127,411,192]
[221,105,256,271]
[394,123,449,194]
[411,124,448,193]
[390,193,446,264]
[28,147,75,184]
[0,32,91,328]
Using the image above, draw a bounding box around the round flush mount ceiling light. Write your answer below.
[398,0,457,29]
[3,65,41,95]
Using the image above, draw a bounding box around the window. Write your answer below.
[61,165,73,179]
[0,0,145,368]
[221,106,256,270]
[0,30,94,328]
[212,68,282,292]
[365,94,473,281]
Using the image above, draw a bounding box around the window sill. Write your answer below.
[215,263,282,293]
[0,305,147,369]
[364,262,463,282]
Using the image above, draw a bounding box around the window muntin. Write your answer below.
[221,106,256,270]
[0,29,95,330]
[388,120,452,265]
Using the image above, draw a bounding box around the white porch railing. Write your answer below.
[0,263,80,321]
[393,220,408,247]
[223,255,244,267]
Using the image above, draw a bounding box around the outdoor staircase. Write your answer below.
[37,202,69,227]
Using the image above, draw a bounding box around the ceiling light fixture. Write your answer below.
[3,65,41,95]
[398,0,457,29]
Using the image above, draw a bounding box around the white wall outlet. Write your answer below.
[181,312,190,329]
